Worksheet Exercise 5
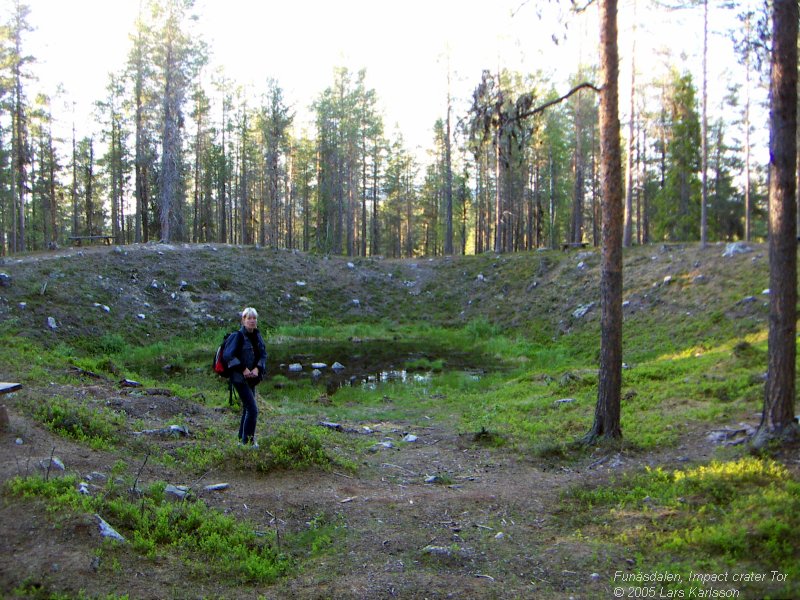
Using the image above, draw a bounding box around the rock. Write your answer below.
[47,316,58,330]
[204,483,229,492]
[0,272,11,286]
[369,441,394,452]
[722,242,752,257]
[554,398,575,406]
[164,484,190,500]
[402,434,418,442]
[95,514,126,542]
[137,314,146,320]
[39,456,66,471]
[572,303,595,319]
[134,425,189,437]
[331,362,345,371]
[311,362,327,369]
[288,363,303,372]
[494,532,505,540]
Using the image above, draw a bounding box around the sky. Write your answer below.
[22,0,751,162]
[24,0,589,151]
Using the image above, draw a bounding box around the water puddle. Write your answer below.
[266,338,493,393]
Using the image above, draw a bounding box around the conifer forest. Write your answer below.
[0,0,776,258]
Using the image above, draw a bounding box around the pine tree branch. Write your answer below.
[516,81,601,121]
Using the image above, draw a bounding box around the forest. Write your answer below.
[0,0,773,257]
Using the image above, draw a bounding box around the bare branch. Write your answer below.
[516,81,601,121]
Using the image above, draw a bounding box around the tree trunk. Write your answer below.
[754,0,799,447]
[623,0,636,247]
[586,0,623,443]
[699,0,709,247]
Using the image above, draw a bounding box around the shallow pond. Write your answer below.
[266,338,497,393]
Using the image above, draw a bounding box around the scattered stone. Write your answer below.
[311,369,322,379]
[351,298,360,308]
[95,514,126,542]
[164,484,190,500]
[15,438,23,445]
[554,398,575,406]
[572,303,595,319]
[693,274,708,284]
[137,314,146,320]
[311,362,327,369]
[425,475,442,484]
[494,532,505,540]
[119,379,142,387]
[402,433,418,442]
[78,482,91,495]
[204,483,229,492]
[722,242,752,257]
[134,424,190,437]
[369,441,395,452]
[663,275,672,285]
[288,363,303,372]
[47,316,58,330]
[18,302,26,309]
[347,262,355,269]
[332,362,345,371]
[590,573,602,582]
[39,456,66,471]
[422,545,453,557]
[0,272,10,286]
[295,281,307,286]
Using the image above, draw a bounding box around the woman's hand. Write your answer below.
[244,367,259,379]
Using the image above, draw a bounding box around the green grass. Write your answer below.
[562,456,800,598]
[3,473,344,587]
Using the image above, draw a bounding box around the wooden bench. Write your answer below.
[561,242,589,251]
[69,235,113,246]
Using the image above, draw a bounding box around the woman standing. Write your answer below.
[222,307,267,446]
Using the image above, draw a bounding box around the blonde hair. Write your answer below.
[241,307,258,319]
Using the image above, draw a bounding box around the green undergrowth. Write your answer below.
[4,472,343,587]
[561,456,800,598]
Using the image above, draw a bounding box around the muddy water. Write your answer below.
[266,338,495,393]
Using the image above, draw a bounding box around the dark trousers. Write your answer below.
[232,375,258,443]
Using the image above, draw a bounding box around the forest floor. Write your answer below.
[0,240,793,599]
[0,379,728,600]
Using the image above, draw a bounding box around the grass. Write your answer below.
[561,456,800,598]
[3,473,343,587]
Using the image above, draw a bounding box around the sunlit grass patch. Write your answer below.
[562,457,800,595]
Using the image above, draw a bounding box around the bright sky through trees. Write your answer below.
[26,0,747,161]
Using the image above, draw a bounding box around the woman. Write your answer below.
[222,307,267,446]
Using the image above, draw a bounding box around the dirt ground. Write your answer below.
[0,375,731,600]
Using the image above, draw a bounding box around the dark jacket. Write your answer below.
[222,326,267,384]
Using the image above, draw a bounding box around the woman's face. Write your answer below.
[242,313,257,332]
